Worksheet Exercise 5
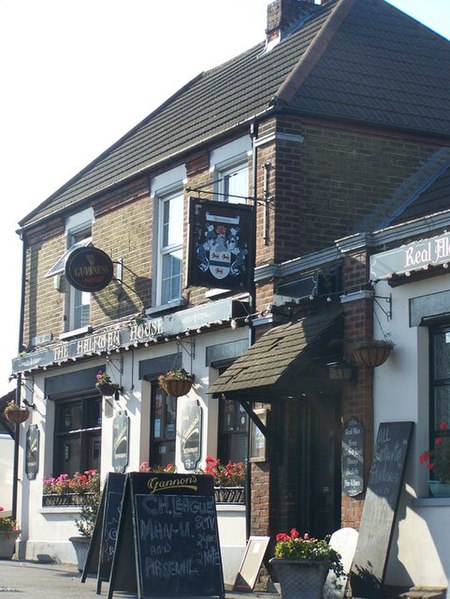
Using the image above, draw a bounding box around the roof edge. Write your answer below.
[18,72,205,229]
[272,0,357,106]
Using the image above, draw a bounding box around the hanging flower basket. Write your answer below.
[4,401,30,424]
[96,382,120,397]
[95,371,120,396]
[350,339,394,368]
[158,369,195,397]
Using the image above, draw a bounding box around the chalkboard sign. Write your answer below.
[342,418,364,496]
[108,472,225,599]
[81,472,126,592]
[350,421,414,599]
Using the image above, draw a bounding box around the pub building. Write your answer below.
[7,0,450,593]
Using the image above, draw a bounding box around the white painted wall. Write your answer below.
[0,435,14,512]
[371,271,450,587]
[17,327,248,579]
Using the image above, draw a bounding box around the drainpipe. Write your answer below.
[12,231,27,521]
[245,119,260,540]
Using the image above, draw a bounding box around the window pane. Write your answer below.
[163,195,183,247]
[161,249,182,303]
[220,164,248,204]
[434,332,450,380]
[434,386,450,428]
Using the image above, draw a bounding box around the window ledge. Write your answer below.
[39,506,81,514]
[412,496,450,507]
[145,298,187,316]
[59,326,93,340]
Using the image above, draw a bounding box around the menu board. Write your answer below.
[108,472,224,599]
[350,421,414,599]
[342,418,364,496]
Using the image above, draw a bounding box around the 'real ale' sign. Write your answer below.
[370,231,450,282]
[187,198,254,292]
[65,246,114,292]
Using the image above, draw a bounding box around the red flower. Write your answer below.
[439,422,449,430]
[290,528,300,539]
[419,452,430,464]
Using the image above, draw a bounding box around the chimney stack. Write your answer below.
[266,0,322,50]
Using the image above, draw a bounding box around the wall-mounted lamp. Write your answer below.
[327,361,355,382]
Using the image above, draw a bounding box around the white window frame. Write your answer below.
[155,190,184,307]
[216,158,249,204]
[66,225,92,332]
[210,137,252,205]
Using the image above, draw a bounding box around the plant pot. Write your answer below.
[159,377,194,397]
[429,481,450,498]
[96,382,120,397]
[351,343,393,368]
[4,406,30,424]
[69,536,91,572]
[269,557,330,599]
[0,530,21,560]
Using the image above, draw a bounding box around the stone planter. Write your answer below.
[69,536,91,572]
[214,486,245,504]
[269,557,330,599]
[0,530,21,560]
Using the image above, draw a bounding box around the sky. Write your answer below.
[1,0,449,399]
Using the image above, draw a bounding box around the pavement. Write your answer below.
[0,559,281,599]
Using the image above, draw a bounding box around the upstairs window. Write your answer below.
[217,161,249,204]
[66,226,92,331]
[157,191,184,305]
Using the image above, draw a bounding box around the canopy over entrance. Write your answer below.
[210,307,343,402]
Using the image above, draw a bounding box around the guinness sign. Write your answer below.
[65,246,114,292]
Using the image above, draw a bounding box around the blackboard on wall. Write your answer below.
[350,421,414,599]
[107,472,225,599]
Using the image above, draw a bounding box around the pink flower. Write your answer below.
[439,422,449,430]
[0,507,4,512]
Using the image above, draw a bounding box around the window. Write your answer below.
[54,395,102,476]
[66,227,92,330]
[217,161,249,204]
[150,385,177,467]
[430,327,450,478]
[218,397,248,464]
[157,192,184,305]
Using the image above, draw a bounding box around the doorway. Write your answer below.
[295,392,341,539]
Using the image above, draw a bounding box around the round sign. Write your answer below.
[65,246,114,292]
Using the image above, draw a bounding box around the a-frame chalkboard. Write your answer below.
[107,472,225,599]
[81,472,126,593]
[350,421,414,599]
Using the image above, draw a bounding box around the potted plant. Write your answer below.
[158,368,194,397]
[43,469,100,571]
[3,400,30,424]
[0,507,21,559]
[269,529,344,599]
[95,371,120,397]
[201,456,246,504]
[419,421,450,497]
[350,338,394,368]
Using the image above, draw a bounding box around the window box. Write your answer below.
[42,492,95,508]
[214,486,245,504]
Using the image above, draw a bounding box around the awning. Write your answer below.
[209,308,343,401]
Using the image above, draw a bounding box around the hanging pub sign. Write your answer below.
[187,198,254,292]
[65,246,114,292]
